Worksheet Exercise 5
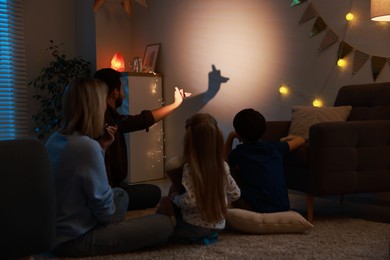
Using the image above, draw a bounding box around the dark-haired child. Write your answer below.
[224,108,304,213]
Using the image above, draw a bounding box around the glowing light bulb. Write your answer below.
[312,99,323,107]
[345,12,354,21]
[337,58,346,67]
[279,85,289,95]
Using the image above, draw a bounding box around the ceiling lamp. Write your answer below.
[371,0,390,21]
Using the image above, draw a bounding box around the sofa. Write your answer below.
[262,82,390,222]
[0,138,56,259]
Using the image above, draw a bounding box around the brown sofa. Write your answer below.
[262,82,390,222]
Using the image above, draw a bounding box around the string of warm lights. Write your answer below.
[119,70,165,176]
[279,83,324,107]
[282,0,389,107]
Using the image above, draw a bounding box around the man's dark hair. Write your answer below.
[93,68,122,93]
[233,108,266,143]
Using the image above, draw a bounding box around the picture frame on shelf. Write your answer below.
[142,43,160,72]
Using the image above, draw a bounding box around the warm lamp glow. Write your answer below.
[337,58,346,67]
[111,53,125,72]
[371,0,390,21]
[279,85,289,95]
[345,12,354,21]
[312,99,323,107]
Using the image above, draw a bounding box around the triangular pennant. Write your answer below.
[136,0,148,8]
[291,0,308,7]
[371,56,387,81]
[352,50,369,75]
[318,29,339,52]
[299,3,318,24]
[337,41,353,59]
[311,17,327,37]
[93,0,105,12]
[121,0,132,16]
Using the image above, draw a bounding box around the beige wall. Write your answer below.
[25,0,390,160]
[95,1,133,70]
[23,0,390,202]
[125,0,390,159]
[24,0,96,133]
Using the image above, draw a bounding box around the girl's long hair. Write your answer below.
[60,78,107,139]
[183,113,227,223]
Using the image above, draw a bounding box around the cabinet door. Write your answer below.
[120,74,164,183]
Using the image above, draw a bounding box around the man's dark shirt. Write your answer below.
[104,105,155,187]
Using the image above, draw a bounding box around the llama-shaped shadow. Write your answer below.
[180,64,229,115]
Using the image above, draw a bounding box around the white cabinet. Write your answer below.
[120,72,164,183]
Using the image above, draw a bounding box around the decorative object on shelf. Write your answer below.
[93,0,148,16]
[29,40,91,140]
[142,43,160,73]
[371,0,390,21]
[131,57,143,72]
[111,52,125,72]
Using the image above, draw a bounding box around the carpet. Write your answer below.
[42,210,390,260]
[38,179,390,259]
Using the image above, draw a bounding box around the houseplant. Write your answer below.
[29,40,92,140]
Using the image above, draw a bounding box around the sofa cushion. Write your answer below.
[226,208,313,234]
[347,106,390,121]
[288,106,352,140]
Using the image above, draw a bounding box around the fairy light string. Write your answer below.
[282,0,390,111]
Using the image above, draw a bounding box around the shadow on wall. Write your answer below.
[180,64,229,117]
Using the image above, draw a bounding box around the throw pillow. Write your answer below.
[288,106,352,140]
[226,208,313,234]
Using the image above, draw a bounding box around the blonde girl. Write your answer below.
[159,113,240,244]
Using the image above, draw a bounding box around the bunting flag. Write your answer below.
[291,0,308,7]
[93,0,148,16]
[318,29,339,52]
[352,50,369,75]
[371,56,387,81]
[292,1,390,81]
[310,17,327,37]
[337,41,353,60]
[299,3,317,24]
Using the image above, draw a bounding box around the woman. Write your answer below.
[46,78,173,257]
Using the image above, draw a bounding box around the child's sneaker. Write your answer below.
[190,232,219,245]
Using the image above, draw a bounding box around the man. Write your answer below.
[94,68,191,210]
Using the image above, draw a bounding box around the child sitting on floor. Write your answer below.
[157,113,240,245]
[224,108,304,213]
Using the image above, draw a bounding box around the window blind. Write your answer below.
[0,0,27,140]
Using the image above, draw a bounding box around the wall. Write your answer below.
[95,0,133,69]
[24,0,95,133]
[23,0,389,202]
[125,0,390,159]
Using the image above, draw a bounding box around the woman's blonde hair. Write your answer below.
[183,113,227,223]
[59,78,108,139]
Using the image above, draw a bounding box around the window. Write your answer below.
[0,0,27,140]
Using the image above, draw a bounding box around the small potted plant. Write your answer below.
[29,40,92,140]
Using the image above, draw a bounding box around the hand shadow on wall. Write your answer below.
[180,64,229,116]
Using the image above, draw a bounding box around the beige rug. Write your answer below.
[38,179,390,259]
[43,209,389,260]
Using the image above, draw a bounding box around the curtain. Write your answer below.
[0,0,27,140]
